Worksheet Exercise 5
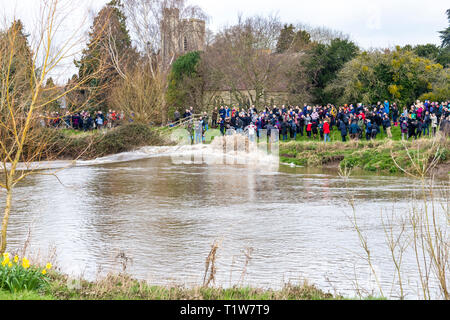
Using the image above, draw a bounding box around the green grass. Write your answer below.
[0,272,343,301]
[279,135,449,174]
[0,270,389,300]
[0,290,54,300]
[286,125,402,143]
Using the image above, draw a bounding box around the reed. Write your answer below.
[344,132,449,300]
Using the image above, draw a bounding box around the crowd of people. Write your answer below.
[40,110,125,131]
[40,100,450,143]
[177,100,450,143]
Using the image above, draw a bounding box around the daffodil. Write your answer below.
[8,262,12,268]
[22,258,30,269]
[2,255,10,266]
[14,255,19,263]
[42,269,47,275]
[2,253,9,259]
[46,263,52,270]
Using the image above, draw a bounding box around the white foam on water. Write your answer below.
[1,134,280,171]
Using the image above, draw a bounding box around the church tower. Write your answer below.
[161,8,206,66]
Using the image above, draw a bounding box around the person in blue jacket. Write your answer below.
[365,120,373,141]
[339,119,348,142]
[384,100,390,115]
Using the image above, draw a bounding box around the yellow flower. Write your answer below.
[1,260,7,267]
[14,256,19,263]
[2,253,9,259]
[2,256,10,266]
[8,262,12,268]
[42,269,47,275]
[22,258,30,269]
[46,263,52,270]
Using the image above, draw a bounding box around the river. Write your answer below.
[3,144,449,300]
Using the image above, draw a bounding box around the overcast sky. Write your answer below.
[2,0,448,82]
[193,0,449,49]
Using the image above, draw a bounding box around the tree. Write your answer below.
[285,54,313,105]
[122,0,207,124]
[402,43,450,68]
[0,20,35,106]
[276,24,311,54]
[439,9,450,48]
[75,0,137,112]
[166,51,204,117]
[0,1,109,255]
[110,59,166,124]
[413,44,441,61]
[40,78,62,112]
[303,38,359,104]
[295,23,350,45]
[419,68,450,102]
[276,24,295,53]
[204,15,291,108]
[325,47,447,106]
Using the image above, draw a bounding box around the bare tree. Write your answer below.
[204,15,292,108]
[0,0,108,255]
[118,0,207,123]
[124,0,207,69]
[295,23,351,44]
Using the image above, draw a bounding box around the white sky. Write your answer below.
[193,0,449,49]
[1,0,448,82]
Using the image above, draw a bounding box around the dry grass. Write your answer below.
[44,272,338,300]
[344,135,449,300]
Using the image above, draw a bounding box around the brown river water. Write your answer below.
[2,144,449,299]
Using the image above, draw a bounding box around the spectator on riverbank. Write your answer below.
[338,119,348,142]
[323,119,331,143]
[41,99,449,145]
[96,112,105,130]
[349,120,360,141]
[174,110,181,123]
[431,113,438,136]
[382,114,392,139]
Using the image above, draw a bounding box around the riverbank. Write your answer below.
[32,124,450,176]
[0,272,346,300]
[280,135,449,174]
[40,123,173,161]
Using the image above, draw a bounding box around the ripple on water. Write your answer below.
[3,152,449,299]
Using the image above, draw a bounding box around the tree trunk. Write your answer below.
[0,188,13,255]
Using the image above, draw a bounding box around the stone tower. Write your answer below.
[161,8,206,66]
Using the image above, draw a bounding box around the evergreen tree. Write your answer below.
[437,9,450,68]
[439,9,450,48]
[276,24,295,53]
[276,25,311,53]
[0,20,35,109]
[41,77,61,112]
[74,0,136,112]
[303,38,359,104]
[166,51,203,117]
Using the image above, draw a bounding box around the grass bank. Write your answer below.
[280,136,449,174]
[0,272,344,301]
[39,123,174,161]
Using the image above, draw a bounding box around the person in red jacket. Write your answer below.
[324,119,331,143]
[306,123,312,139]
